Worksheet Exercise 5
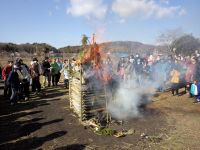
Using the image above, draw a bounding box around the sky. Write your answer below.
[0,0,199,48]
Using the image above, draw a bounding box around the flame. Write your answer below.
[76,34,111,83]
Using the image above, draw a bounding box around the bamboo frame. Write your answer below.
[69,66,109,121]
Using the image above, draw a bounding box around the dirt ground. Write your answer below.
[0,86,200,150]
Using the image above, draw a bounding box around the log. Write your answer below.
[83,108,105,113]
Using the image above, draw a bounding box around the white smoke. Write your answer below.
[108,86,141,119]
[107,58,173,120]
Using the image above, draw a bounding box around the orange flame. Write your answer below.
[76,34,111,83]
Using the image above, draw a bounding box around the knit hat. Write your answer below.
[32,57,38,62]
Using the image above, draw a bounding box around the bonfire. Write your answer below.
[69,34,111,127]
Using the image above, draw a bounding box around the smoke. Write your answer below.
[107,85,141,119]
[80,38,185,121]
[107,78,156,120]
[106,57,175,120]
[94,25,107,43]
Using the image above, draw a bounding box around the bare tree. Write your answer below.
[171,34,200,56]
[157,28,184,53]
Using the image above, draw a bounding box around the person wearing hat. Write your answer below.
[2,60,13,97]
[32,57,38,62]
[30,57,41,93]
[7,64,20,105]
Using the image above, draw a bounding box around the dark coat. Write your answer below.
[7,70,20,88]
[42,60,51,75]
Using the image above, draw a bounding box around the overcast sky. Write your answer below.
[0,0,199,48]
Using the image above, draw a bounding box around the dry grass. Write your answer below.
[149,89,200,149]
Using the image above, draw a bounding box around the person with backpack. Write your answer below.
[30,58,41,93]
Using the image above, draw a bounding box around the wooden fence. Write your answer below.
[69,67,108,121]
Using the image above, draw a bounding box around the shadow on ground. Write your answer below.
[0,131,67,150]
[0,87,67,149]
[55,144,86,150]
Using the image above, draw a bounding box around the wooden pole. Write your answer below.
[80,65,83,121]
[69,74,72,109]
[104,83,109,125]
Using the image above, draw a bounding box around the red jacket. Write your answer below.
[2,64,12,81]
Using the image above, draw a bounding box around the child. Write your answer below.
[190,80,200,103]
[60,60,69,88]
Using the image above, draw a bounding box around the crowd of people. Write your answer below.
[114,52,200,103]
[68,50,200,104]
[1,50,200,105]
[1,57,70,105]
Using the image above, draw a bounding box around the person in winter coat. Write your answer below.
[170,66,181,96]
[41,57,51,87]
[30,58,41,93]
[190,80,200,103]
[193,57,200,82]
[56,58,62,84]
[2,60,13,97]
[17,59,31,100]
[194,81,200,103]
[117,57,125,81]
[50,58,60,86]
[0,64,2,79]
[134,58,143,86]
[185,58,196,97]
[7,65,20,105]
[60,59,70,88]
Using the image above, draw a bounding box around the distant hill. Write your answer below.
[100,41,168,54]
[58,45,81,53]
[0,41,168,58]
[58,41,168,55]
[0,42,58,58]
